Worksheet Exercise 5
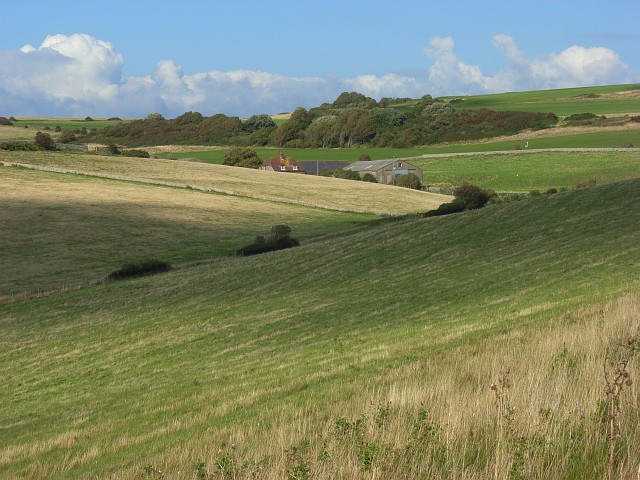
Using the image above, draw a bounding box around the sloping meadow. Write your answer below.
[0,166,380,298]
[1,179,639,478]
[1,151,451,215]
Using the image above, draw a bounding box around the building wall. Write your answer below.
[366,161,423,185]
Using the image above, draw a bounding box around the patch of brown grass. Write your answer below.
[1,150,452,215]
[0,167,379,297]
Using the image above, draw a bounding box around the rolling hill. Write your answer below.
[0,154,451,298]
[1,177,639,478]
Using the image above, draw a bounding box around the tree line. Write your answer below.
[82,92,558,148]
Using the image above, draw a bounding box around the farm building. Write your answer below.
[344,159,423,185]
[298,160,350,176]
[259,150,305,174]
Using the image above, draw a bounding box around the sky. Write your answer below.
[1,0,639,118]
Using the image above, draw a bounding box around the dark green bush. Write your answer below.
[453,182,494,209]
[236,225,299,256]
[546,188,558,195]
[395,173,422,190]
[123,149,150,158]
[0,141,38,151]
[334,168,362,181]
[236,237,300,256]
[361,173,377,183]
[107,260,171,281]
[423,199,466,217]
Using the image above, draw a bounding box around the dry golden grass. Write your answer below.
[0,126,49,141]
[0,150,452,215]
[0,167,376,296]
[36,292,634,479]
[184,293,637,480]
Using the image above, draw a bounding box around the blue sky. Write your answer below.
[1,0,638,118]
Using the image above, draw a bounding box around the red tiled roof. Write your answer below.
[261,151,305,173]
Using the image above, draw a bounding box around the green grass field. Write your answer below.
[162,128,640,164]
[0,166,380,298]
[412,150,640,191]
[9,117,130,131]
[442,84,640,116]
[1,178,639,478]
[158,148,640,192]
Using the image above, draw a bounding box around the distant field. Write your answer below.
[0,166,380,297]
[159,123,640,164]
[9,117,129,131]
[157,147,640,192]
[442,84,640,116]
[0,125,45,141]
[412,150,640,191]
[164,147,438,164]
[1,151,451,215]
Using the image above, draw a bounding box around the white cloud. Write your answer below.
[342,74,423,98]
[424,36,488,95]
[0,33,636,118]
[424,34,635,96]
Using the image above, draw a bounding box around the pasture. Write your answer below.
[1,151,450,214]
[412,149,640,191]
[157,148,640,192]
[442,83,640,116]
[0,166,380,298]
[9,117,129,131]
[160,126,640,165]
[0,125,50,142]
[1,178,639,478]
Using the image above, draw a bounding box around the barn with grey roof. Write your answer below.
[344,159,423,185]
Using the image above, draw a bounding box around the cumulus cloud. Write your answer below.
[0,32,636,118]
[424,34,635,96]
[343,74,423,99]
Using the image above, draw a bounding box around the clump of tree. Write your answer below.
[423,182,495,217]
[236,225,300,256]
[0,116,13,126]
[333,168,362,181]
[84,91,559,148]
[223,147,262,168]
[394,173,421,190]
[34,132,55,150]
[453,181,496,209]
[331,91,377,109]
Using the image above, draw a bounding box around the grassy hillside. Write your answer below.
[159,127,640,165]
[0,166,380,298]
[1,151,450,215]
[9,117,129,131]
[443,84,640,116]
[1,178,639,478]
[412,150,640,191]
[161,148,640,192]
